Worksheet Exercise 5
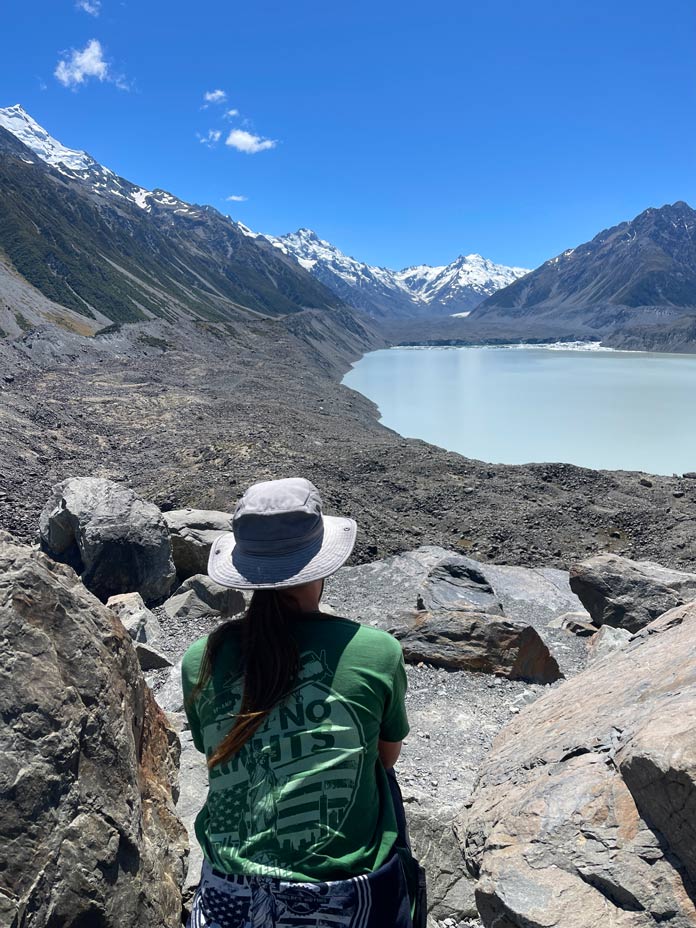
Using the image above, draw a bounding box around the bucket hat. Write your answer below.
[208,477,357,589]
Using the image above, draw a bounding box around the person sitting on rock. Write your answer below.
[182,477,422,928]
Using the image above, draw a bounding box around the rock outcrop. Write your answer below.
[163,508,232,580]
[0,534,187,927]
[39,477,176,603]
[463,599,696,927]
[570,553,696,633]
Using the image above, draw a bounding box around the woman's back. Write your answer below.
[182,612,409,883]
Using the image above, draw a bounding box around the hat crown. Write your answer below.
[233,478,323,551]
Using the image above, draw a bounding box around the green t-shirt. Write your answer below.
[181,613,409,883]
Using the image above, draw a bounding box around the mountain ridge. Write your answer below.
[471,200,696,329]
[0,106,345,330]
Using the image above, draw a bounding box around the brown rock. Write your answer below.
[462,600,696,927]
[0,534,187,927]
[392,610,562,683]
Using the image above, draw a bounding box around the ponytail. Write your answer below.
[191,590,300,769]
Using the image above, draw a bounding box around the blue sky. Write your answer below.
[2,0,694,270]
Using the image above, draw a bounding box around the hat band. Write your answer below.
[233,520,324,556]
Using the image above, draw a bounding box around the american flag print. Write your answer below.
[198,651,367,878]
[188,862,373,928]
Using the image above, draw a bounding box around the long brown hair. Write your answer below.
[190,590,301,769]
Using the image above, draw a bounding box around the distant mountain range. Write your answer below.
[471,201,696,330]
[1,104,695,351]
[0,105,529,330]
[258,228,530,318]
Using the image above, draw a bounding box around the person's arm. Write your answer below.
[181,642,206,754]
[379,646,409,768]
[378,739,402,770]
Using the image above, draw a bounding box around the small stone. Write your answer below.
[135,642,172,671]
[673,491,685,499]
[639,477,653,488]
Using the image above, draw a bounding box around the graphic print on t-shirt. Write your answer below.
[200,651,366,878]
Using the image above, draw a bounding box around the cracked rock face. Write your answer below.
[0,534,187,927]
[462,600,696,927]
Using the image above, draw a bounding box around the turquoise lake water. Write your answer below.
[342,344,696,475]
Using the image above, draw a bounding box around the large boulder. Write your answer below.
[392,610,561,683]
[462,599,696,927]
[162,508,232,579]
[0,534,187,928]
[39,477,176,603]
[570,553,696,633]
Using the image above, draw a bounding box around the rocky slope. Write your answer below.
[1,313,696,576]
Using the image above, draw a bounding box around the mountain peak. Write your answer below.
[0,103,97,173]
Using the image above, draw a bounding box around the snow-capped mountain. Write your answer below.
[396,254,531,313]
[0,104,200,219]
[264,229,423,317]
[267,228,530,318]
[0,105,342,325]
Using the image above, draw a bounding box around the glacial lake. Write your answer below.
[342,344,696,475]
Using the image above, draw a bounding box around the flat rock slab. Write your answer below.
[325,546,588,677]
[463,600,696,927]
[174,725,209,899]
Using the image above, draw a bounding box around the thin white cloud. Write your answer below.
[226,194,248,202]
[203,89,227,106]
[75,0,101,14]
[224,108,240,118]
[55,39,111,88]
[226,128,276,154]
[198,129,222,147]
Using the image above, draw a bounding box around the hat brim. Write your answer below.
[207,516,357,590]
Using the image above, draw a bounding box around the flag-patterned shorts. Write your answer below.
[187,855,412,928]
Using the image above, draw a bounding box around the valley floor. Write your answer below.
[1,314,695,573]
